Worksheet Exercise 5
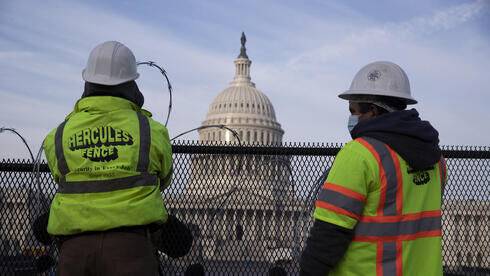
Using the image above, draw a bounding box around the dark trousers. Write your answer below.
[57,230,159,276]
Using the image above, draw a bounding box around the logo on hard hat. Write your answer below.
[367,70,381,81]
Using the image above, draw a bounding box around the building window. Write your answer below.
[464,215,471,241]
[261,132,264,143]
[236,224,244,241]
[212,132,215,140]
[454,215,460,224]
[267,132,270,144]
[477,253,482,266]
[254,131,257,142]
[466,253,472,265]
[475,216,481,242]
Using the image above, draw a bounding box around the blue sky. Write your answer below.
[0,0,489,159]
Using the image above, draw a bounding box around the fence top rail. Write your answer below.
[1,144,489,172]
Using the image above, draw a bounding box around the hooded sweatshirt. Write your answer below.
[350,108,441,171]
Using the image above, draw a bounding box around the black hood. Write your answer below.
[82,81,144,108]
[351,109,441,171]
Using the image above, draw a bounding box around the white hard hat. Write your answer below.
[82,41,139,86]
[339,61,417,104]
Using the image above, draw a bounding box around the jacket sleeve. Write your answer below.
[43,129,61,183]
[149,119,173,190]
[159,127,173,190]
[313,142,371,229]
[300,142,373,274]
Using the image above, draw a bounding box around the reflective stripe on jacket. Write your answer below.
[314,137,444,276]
[44,96,172,235]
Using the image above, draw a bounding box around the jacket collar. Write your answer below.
[66,96,152,119]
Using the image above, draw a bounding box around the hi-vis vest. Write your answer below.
[44,96,172,236]
[314,137,446,276]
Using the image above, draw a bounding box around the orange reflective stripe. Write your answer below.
[360,210,441,223]
[362,138,400,216]
[323,182,367,202]
[396,241,403,276]
[315,200,361,220]
[357,138,387,215]
[388,147,403,215]
[354,230,442,243]
[376,241,383,276]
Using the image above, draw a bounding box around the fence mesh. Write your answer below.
[0,142,489,275]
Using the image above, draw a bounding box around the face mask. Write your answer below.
[348,115,359,133]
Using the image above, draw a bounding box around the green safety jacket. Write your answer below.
[314,137,446,276]
[44,96,173,236]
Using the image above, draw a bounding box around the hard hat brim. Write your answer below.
[338,90,417,105]
[82,69,140,86]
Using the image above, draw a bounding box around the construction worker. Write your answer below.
[300,61,446,275]
[43,41,172,275]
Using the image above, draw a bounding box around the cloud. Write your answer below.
[395,0,488,35]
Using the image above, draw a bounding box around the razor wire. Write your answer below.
[137,61,173,127]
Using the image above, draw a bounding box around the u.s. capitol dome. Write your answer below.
[199,33,284,144]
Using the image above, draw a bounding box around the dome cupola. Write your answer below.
[200,33,284,144]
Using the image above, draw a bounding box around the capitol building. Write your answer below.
[169,33,305,266]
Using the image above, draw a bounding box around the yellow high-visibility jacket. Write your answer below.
[44,96,172,235]
[315,137,446,276]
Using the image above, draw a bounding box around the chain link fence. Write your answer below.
[1,142,489,275]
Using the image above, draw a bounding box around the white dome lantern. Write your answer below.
[200,32,284,144]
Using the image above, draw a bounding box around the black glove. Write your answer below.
[32,212,53,246]
[153,214,193,258]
